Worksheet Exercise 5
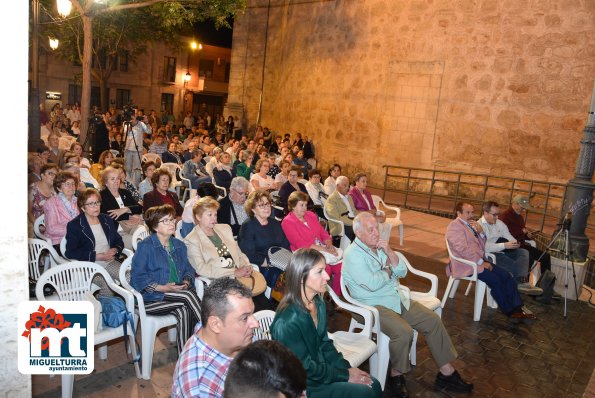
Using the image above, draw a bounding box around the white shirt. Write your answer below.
[324,176,337,196]
[338,192,355,217]
[478,217,517,254]
[305,181,324,206]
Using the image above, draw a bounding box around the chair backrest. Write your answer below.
[60,237,68,259]
[33,215,49,242]
[323,206,345,236]
[253,310,276,341]
[371,195,401,219]
[132,225,150,251]
[444,237,479,279]
[28,238,53,280]
[36,261,118,302]
[142,153,161,164]
[174,220,183,240]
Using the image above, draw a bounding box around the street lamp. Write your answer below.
[56,0,72,17]
[48,37,59,50]
[184,72,191,82]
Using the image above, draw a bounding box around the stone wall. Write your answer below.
[228,0,595,186]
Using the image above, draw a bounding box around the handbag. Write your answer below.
[267,246,293,271]
[237,271,267,296]
[321,247,343,265]
[271,272,287,302]
[97,295,141,363]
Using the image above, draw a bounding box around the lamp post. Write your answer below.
[184,40,201,113]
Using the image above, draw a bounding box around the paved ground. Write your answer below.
[32,207,595,397]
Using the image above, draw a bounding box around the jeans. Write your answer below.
[493,248,530,281]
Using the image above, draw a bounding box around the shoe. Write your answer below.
[388,374,409,398]
[552,291,562,300]
[510,310,537,320]
[518,283,543,296]
[435,370,474,393]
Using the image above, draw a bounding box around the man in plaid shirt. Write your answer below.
[172,278,259,397]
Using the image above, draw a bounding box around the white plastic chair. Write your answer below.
[33,214,50,243]
[142,153,161,164]
[372,195,404,246]
[28,238,67,280]
[131,225,150,251]
[442,238,498,321]
[210,176,227,199]
[174,220,183,240]
[60,236,69,260]
[253,309,276,341]
[118,256,179,380]
[322,206,351,251]
[177,166,194,203]
[36,262,141,397]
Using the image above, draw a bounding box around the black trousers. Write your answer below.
[521,242,551,272]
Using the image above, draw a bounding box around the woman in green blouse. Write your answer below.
[270,248,382,398]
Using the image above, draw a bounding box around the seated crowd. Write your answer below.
[28,105,550,398]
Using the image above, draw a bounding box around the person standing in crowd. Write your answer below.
[124,114,151,186]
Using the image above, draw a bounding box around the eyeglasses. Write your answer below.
[256,202,271,209]
[158,218,176,225]
[84,201,102,207]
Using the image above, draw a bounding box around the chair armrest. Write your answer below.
[396,251,438,297]
[327,286,373,338]
[382,203,401,220]
[449,252,479,279]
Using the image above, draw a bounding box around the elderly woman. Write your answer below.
[28,153,44,184]
[238,190,290,288]
[142,168,184,217]
[162,142,183,164]
[324,164,342,196]
[184,197,273,311]
[43,171,80,252]
[250,158,278,191]
[270,249,382,398]
[278,165,311,214]
[108,162,143,204]
[348,172,385,223]
[234,150,254,180]
[65,188,124,292]
[212,151,233,191]
[28,163,58,224]
[305,169,327,207]
[90,150,115,182]
[131,204,201,354]
[100,166,143,248]
[217,176,250,237]
[281,191,342,296]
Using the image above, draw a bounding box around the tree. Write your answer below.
[39,0,245,145]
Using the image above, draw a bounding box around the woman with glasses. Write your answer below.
[238,190,290,288]
[65,188,124,291]
[28,163,59,224]
[131,204,202,354]
[218,177,250,237]
[43,171,80,253]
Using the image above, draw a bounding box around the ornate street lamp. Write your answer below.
[48,37,59,50]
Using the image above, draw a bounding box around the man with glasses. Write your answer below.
[479,201,542,295]
[218,177,250,237]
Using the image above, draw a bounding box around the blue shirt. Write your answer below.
[342,237,410,314]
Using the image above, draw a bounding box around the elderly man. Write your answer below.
[478,201,542,295]
[172,278,259,398]
[324,175,358,241]
[446,201,535,320]
[500,195,552,276]
[217,177,250,237]
[343,212,472,397]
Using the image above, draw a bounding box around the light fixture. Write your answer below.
[56,0,72,17]
[190,41,198,50]
[49,37,59,50]
[184,72,191,82]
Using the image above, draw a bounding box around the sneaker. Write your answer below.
[435,370,474,393]
[388,374,409,398]
[518,283,543,296]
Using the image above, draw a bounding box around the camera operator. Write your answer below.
[124,112,152,186]
[91,111,110,163]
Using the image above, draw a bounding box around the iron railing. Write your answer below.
[380,165,595,234]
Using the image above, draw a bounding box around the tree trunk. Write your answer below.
[100,78,109,114]
[79,13,93,151]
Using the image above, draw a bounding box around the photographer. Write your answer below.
[124,112,151,186]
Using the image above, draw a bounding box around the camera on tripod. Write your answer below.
[122,104,138,123]
[89,113,103,124]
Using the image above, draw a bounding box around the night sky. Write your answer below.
[194,18,234,48]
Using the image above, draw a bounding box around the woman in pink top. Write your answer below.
[42,171,80,252]
[281,191,342,296]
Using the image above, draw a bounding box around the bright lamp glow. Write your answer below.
[49,37,59,50]
[190,41,198,50]
[56,0,72,17]
[184,72,191,82]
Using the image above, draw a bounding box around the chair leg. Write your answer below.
[370,332,390,391]
[398,224,404,246]
[441,277,455,308]
[142,327,158,380]
[98,345,107,360]
[464,280,473,296]
[62,374,75,398]
[128,328,141,379]
[449,279,461,299]
[474,280,487,321]
[409,329,418,366]
[168,327,177,343]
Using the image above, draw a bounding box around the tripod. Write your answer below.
[81,118,96,162]
[534,218,579,318]
[123,120,144,185]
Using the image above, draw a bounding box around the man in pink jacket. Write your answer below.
[445,201,535,320]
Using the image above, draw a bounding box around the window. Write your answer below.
[161,93,174,115]
[163,57,176,82]
[199,59,214,79]
[68,84,82,105]
[224,62,231,83]
[116,89,131,109]
[119,51,129,72]
[90,86,101,109]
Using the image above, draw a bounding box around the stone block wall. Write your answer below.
[228,0,595,186]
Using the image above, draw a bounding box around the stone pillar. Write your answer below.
[560,81,595,261]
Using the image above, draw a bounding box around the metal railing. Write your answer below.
[380,165,595,234]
